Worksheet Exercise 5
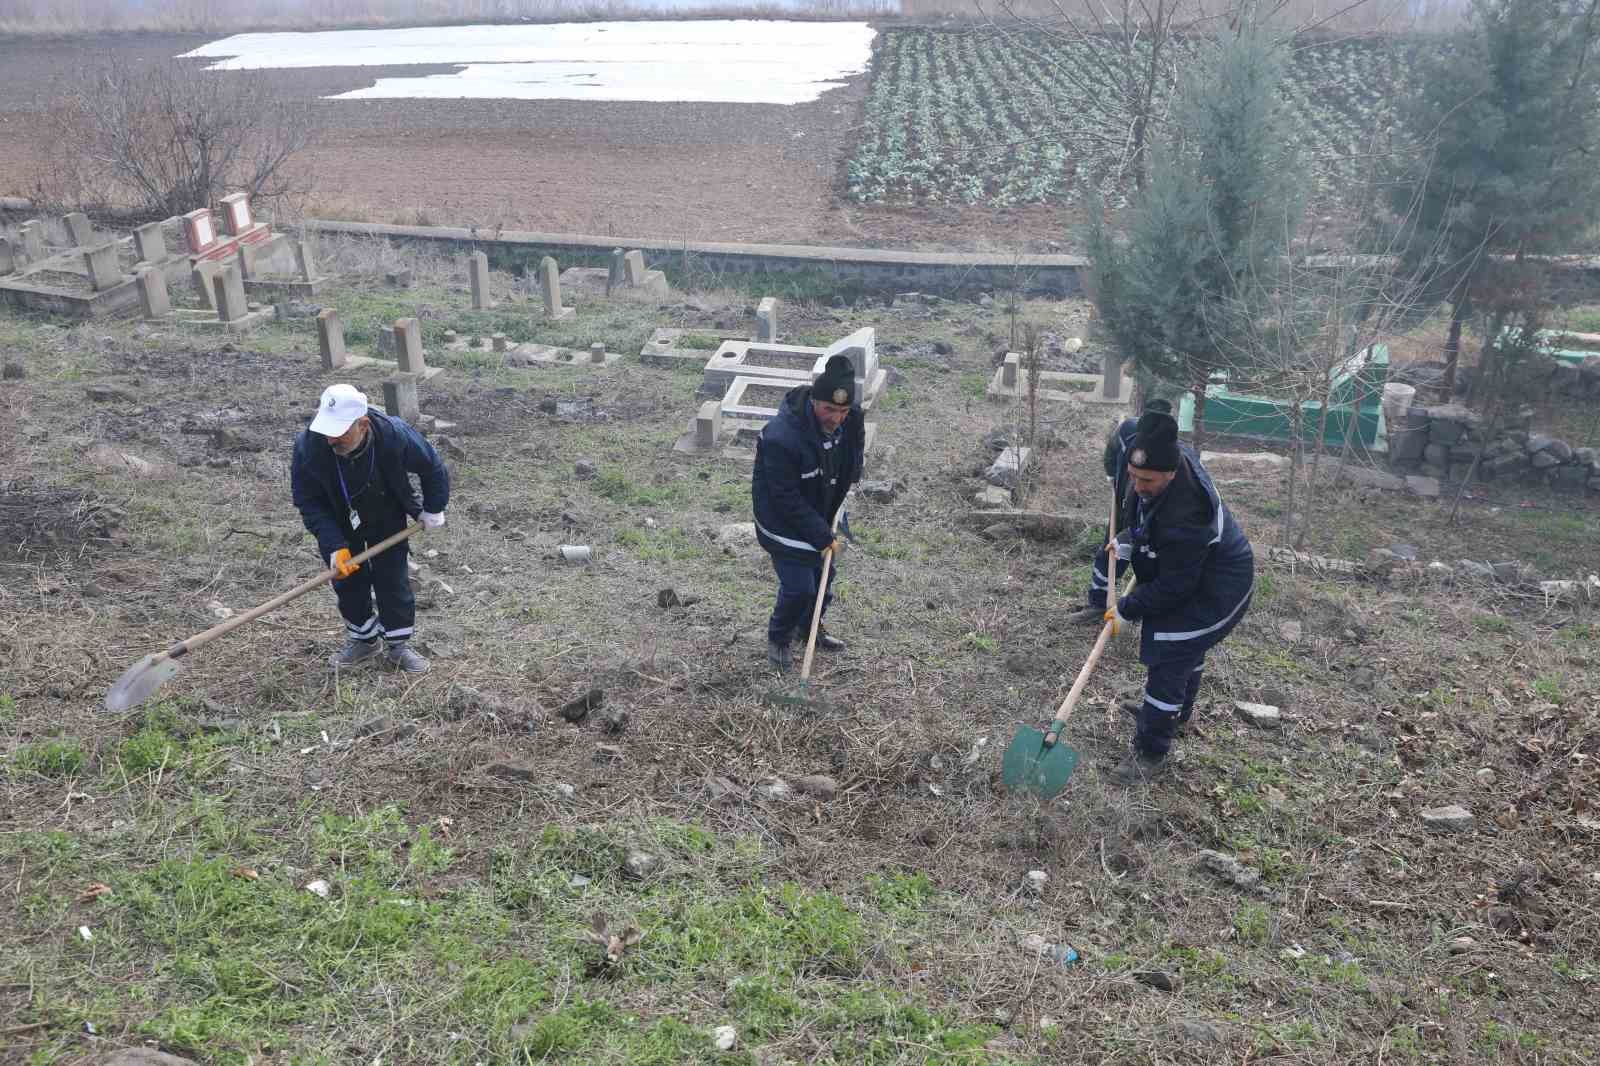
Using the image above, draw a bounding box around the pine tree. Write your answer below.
[1390,0,1600,396]
[1085,22,1300,439]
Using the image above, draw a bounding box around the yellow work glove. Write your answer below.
[1103,604,1125,637]
[330,547,360,580]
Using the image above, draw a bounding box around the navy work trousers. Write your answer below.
[766,554,835,645]
[331,517,416,645]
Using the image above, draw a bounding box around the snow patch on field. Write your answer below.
[179,21,877,105]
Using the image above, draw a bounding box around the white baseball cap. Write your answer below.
[309,383,368,437]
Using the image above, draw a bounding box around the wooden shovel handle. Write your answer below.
[1045,569,1139,747]
[797,503,847,683]
[164,524,422,661]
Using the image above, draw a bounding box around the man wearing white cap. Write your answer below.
[291,384,450,672]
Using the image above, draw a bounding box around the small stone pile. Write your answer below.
[1388,403,1598,494]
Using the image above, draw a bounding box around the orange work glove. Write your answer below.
[1103,603,1125,637]
[330,548,360,580]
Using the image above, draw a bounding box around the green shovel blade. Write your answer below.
[1002,725,1080,798]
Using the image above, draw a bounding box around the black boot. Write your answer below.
[767,640,792,669]
[814,626,846,653]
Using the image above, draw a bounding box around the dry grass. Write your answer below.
[1,251,1597,1064]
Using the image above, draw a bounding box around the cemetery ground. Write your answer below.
[2,249,1600,1064]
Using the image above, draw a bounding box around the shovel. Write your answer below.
[764,505,845,712]
[1002,487,1132,798]
[104,524,423,714]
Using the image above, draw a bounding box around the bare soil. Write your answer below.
[0,31,1083,252]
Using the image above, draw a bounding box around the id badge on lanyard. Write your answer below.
[337,448,374,532]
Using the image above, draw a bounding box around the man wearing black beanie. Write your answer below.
[751,354,867,668]
[1094,409,1255,784]
[1064,397,1175,626]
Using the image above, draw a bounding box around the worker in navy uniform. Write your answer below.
[1064,397,1173,625]
[751,354,867,669]
[1095,410,1255,783]
[291,384,450,673]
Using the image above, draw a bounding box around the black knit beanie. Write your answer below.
[814,354,856,406]
[1144,398,1173,416]
[1127,411,1180,472]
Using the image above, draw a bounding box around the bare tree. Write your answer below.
[37,56,316,217]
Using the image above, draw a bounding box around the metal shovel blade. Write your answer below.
[1002,725,1080,798]
[104,654,183,714]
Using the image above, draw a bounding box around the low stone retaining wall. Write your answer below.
[1387,402,1599,494]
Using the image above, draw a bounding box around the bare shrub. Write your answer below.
[36,56,316,218]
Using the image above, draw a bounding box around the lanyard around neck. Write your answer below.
[335,441,376,511]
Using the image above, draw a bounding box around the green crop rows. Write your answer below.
[846,29,1410,208]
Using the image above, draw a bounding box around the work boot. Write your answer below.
[385,643,430,674]
[1064,606,1105,627]
[330,637,383,668]
[1119,697,1143,718]
[1109,752,1167,786]
[815,626,847,653]
[767,640,792,670]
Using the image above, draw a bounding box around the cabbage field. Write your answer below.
[845,29,1410,208]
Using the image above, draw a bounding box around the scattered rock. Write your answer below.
[98,1051,202,1066]
[1171,1018,1228,1045]
[574,458,597,480]
[1421,804,1474,832]
[860,479,901,502]
[622,850,661,880]
[88,445,162,479]
[794,774,839,800]
[1456,559,1494,581]
[559,687,603,723]
[1276,620,1302,643]
[1490,560,1535,585]
[715,522,759,553]
[85,385,134,403]
[593,743,624,763]
[756,778,793,801]
[657,587,682,608]
[1196,849,1262,891]
[554,782,577,800]
[1405,475,1440,498]
[712,1025,738,1052]
[973,485,1013,508]
[303,879,331,899]
[484,760,540,784]
[1233,701,1282,729]
[983,446,1032,489]
[1349,667,1377,692]
[1134,970,1179,992]
[1475,768,1497,787]
[1531,450,1561,469]
[205,599,233,620]
[599,709,629,736]
[1024,870,1048,895]
[434,435,466,461]
[353,715,417,743]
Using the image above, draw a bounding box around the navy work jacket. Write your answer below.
[751,384,866,562]
[290,408,450,562]
[1115,446,1254,664]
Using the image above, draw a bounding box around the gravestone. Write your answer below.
[469,251,492,310]
[135,265,171,319]
[393,318,427,375]
[384,269,412,288]
[18,220,46,261]
[180,209,218,256]
[823,327,878,409]
[192,261,221,311]
[695,400,722,449]
[606,247,625,296]
[382,375,420,424]
[317,309,346,369]
[1098,352,1123,401]
[64,212,94,247]
[590,342,606,364]
[84,243,123,292]
[0,237,13,276]
[1001,352,1020,389]
[540,255,573,320]
[212,264,248,322]
[623,250,646,287]
[133,222,167,264]
[234,244,254,281]
[756,297,779,343]
[293,240,316,282]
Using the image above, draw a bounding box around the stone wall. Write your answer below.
[1387,402,1599,495]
